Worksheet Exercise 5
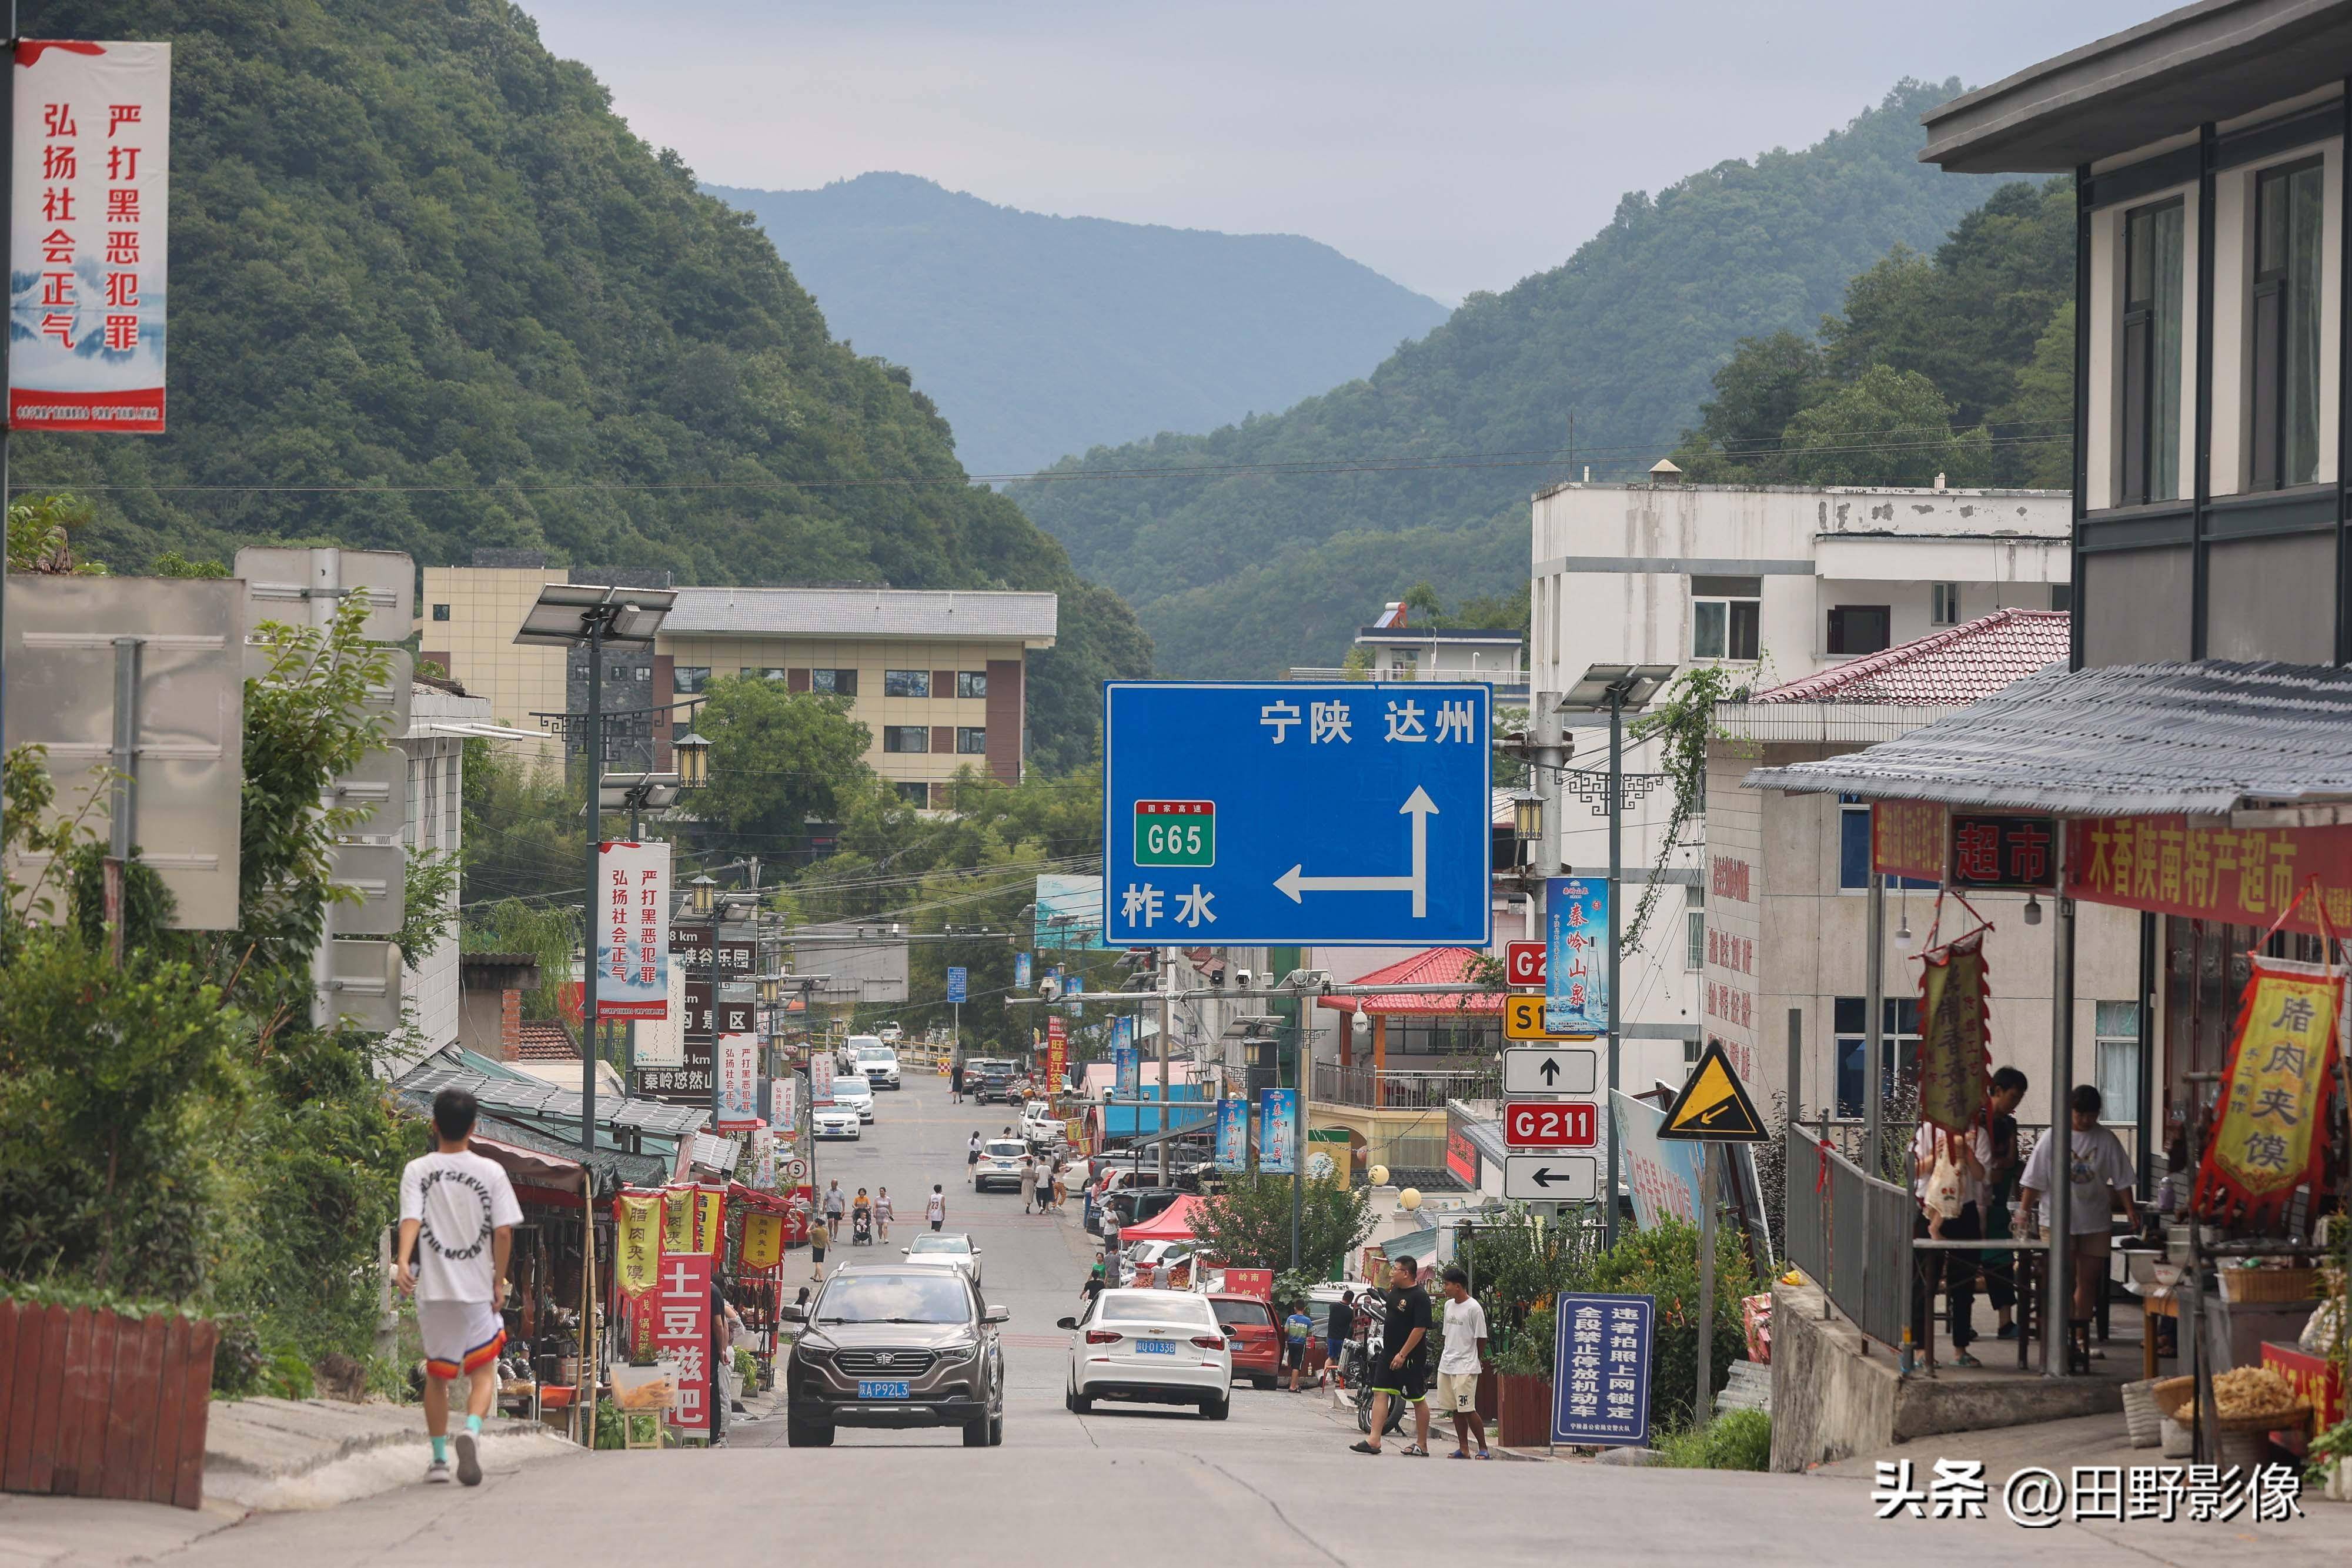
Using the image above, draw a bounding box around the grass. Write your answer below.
[1655,1409,1772,1470]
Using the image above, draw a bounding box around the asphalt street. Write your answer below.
[137,1071,2344,1568]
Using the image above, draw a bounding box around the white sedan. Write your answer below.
[1060,1288,1231,1419]
[973,1138,1028,1192]
[899,1231,984,1288]
[813,1104,861,1140]
[832,1074,876,1123]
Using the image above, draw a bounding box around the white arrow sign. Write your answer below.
[1274,787,1437,917]
[1502,1154,1598,1202]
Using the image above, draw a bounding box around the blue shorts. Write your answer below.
[1328,1336,1344,1366]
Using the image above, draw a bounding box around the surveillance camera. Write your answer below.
[1234,968,1254,991]
[1038,975,1061,1002]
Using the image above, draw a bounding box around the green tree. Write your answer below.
[1458,1206,1599,1358]
[2000,299,2077,489]
[694,676,873,849]
[1584,1215,1756,1428]
[1192,1171,1373,1279]
[1671,330,1829,480]
[1779,365,1991,489]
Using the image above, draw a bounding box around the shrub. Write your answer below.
[1583,1214,1755,1428]
[1658,1409,1772,1470]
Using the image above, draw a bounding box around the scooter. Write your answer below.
[851,1208,873,1246]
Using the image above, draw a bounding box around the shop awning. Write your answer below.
[1745,659,2352,818]
[1120,1194,1205,1242]
[471,1134,588,1195]
[1378,1225,1441,1261]
[467,1112,673,1192]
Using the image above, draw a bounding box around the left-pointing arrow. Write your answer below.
[1272,788,1438,917]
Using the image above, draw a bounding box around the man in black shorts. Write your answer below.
[1352,1255,1431,1455]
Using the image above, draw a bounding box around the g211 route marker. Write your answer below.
[1101,682,1492,946]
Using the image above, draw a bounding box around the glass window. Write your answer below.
[957,671,988,698]
[813,1273,972,1325]
[883,726,930,753]
[1827,606,1890,657]
[2120,198,2184,504]
[673,666,711,694]
[2094,1000,2141,1125]
[811,668,857,697]
[1930,583,1960,626]
[1839,803,1936,891]
[956,727,988,754]
[430,603,450,621]
[1832,995,1919,1117]
[1690,576,1761,660]
[2251,159,2324,490]
[896,781,931,806]
[884,669,930,698]
[1685,909,1703,972]
[759,667,788,681]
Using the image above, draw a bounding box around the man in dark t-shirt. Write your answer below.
[1351,1258,1431,1455]
[1325,1289,1356,1389]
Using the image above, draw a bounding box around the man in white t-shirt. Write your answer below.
[2020,1083,2137,1356]
[1434,1267,1491,1459]
[395,1088,522,1487]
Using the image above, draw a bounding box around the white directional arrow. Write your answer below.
[1274,787,1438,917]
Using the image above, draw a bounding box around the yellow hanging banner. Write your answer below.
[699,1189,726,1256]
[741,1211,783,1271]
[2193,957,2341,1227]
[616,1195,662,1296]
[661,1188,695,1254]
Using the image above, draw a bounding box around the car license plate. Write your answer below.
[1136,1340,1176,1356]
[856,1380,911,1399]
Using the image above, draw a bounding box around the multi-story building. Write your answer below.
[417,556,1057,804]
[1524,480,2073,1095]
[1290,604,1529,703]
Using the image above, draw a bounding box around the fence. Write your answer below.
[1312,1062,1496,1109]
[0,1301,218,1509]
[1782,1122,1914,1350]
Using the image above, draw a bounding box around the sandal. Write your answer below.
[1400,1445,1430,1457]
[1349,1440,1381,1455]
[1474,1450,1494,1459]
[1952,1352,1982,1369]
[1445,1449,1469,1459]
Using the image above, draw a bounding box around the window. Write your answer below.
[883,726,929,753]
[1826,606,1890,657]
[673,666,711,695]
[1685,884,1703,972]
[2049,583,2073,613]
[1930,583,1961,626]
[1690,574,1760,661]
[811,668,857,697]
[884,669,930,698]
[1838,800,1937,891]
[896,781,931,807]
[956,727,988,754]
[1685,1038,1703,1065]
[2120,198,2184,504]
[759,667,789,682]
[430,603,451,621]
[2251,159,2324,490]
[1833,996,1920,1118]
[956,671,988,699]
[2094,1000,2141,1126]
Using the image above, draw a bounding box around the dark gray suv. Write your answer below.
[782,1264,1007,1447]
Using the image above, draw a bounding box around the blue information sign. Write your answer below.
[1112,1032,1139,1099]
[946,965,968,1005]
[1213,1098,1250,1170]
[1544,875,1611,1035]
[1257,1088,1298,1174]
[1102,682,1492,945]
[1552,1292,1653,1447]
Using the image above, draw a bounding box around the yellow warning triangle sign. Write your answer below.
[1657,1041,1768,1142]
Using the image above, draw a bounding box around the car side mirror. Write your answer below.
[899,1248,911,1255]
[780,1303,807,1323]
[1055,1316,1078,1331]
[971,1247,983,1255]
[984,1306,1011,1325]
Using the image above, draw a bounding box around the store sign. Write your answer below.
[2068,815,2352,937]
[616,1195,660,1297]
[1445,1128,1479,1185]
[2193,956,2341,1226]
[1045,1014,1068,1091]
[11,40,171,433]
[1872,799,1948,882]
[1947,813,2057,891]
[716,1033,759,1131]
[595,841,670,1019]
[1552,1293,1653,1447]
[653,1251,713,1439]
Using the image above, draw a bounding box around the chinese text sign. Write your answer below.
[1552,1292,1653,1447]
[594,840,670,1019]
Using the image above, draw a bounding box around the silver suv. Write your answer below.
[783,1265,1007,1447]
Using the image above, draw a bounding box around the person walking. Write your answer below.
[1976,1067,2029,1341]
[967,1131,983,1186]
[1284,1300,1315,1392]
[823,1179,846,1236]
[2020,1083,2137,1366]
[874,1186,894,1242]
[1050,1159,1068,1213]
[395,1086,522,1487]
[951,1057,965,1104]
[1325,1288,1357,1389]
[926,1183,948,1232]
[1351,1256,1431,1456]
[1018,1152,1040,1214]
[1434,1268,1491,1458]
[1080,1261,1107,1310]
[808,1215,830,1281]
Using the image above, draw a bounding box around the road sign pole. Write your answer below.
[1157,961,1172,1189]
[1697,1154,1715,1423]
[1605,681,1623,1248]
[582,620,603,1156]
[1292,1002,1306,1272]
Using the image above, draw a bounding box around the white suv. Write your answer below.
[852,1042,902,1089]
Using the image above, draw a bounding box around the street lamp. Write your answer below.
[1558,661,1678,1248]
[515,582,677,1154]
[690,873,717,917]
[674,730,711,790]
[1512,788,1544,845]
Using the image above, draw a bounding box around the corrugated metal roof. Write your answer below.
[1744,658,2352,815]
[397,1057,710,1136]
[1753,609,2070,707]
[663,586,1057,643]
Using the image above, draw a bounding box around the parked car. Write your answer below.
[876,1021,904,1044]
[832,1073,876,1123]
[1105,1187,1185,1231]
[813,1104,861,1141]
[899,1231,983,1288]
[1020,1101,1065,1148]
[1117,1238,1199,1287]
[972,1138,1028,1193]
[1206,1292,1280,1389]
[1060,1287,1231,1419]
[853,1042,903,1089]
[783,1263,1007,1447]
[973,1062,1017,1104]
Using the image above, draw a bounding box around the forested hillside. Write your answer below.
[1010,82,2013,679]
[22,1,1148,771]
[708,173,1449,477]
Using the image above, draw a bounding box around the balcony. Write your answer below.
[1312,1061,1496,1109]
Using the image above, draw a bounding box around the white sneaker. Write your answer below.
[454,1430,482,1487]
[425,1457,453,1485]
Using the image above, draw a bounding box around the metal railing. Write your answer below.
[1281,667,1531,691]
[1312,1062,1497,1109]
[1783,1123,1914,1349]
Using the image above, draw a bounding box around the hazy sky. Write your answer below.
[523,0,2153,304]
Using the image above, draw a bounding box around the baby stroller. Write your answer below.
[851,1208,874,1246]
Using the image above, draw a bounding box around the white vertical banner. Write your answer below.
[771,1076,797,1128]
[749,1124,777,1189]
[810,1055,836,1105]
[716,1033,759,1131]
[11,40,170,433]
[594,840,670,1019]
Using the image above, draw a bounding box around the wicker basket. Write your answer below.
[2219,1266,2321,1302]
[2148,1374,2310,1435]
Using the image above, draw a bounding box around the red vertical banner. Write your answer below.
[1870,799,1948,882]
[652,1249,713,1440]
[1045,1015,1068,1095]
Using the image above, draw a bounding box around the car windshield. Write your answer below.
[908,1235,969,1255]
[1100,1293,1216,1328]
[814,1274,971,1325]
[836,1076,870,1094]
[986,1141,1025,1159]
[1212,1299,1274,1328]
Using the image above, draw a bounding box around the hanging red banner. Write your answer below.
[2066,816,2352,937]
[1915,927,1991,1137]
[2190,955,2340,1227]
[1872,800,1949,882]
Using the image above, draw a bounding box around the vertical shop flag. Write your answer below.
[594,841,670,1019]
[1915,927,1990,1138]
[2193,955,2341,1227]
[616,1195,660,1297]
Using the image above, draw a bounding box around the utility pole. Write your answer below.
[1157,958,1173,1188]
[580,623,603,1155]
[1291,991,1308,1271]
[1604,680,1623,1247]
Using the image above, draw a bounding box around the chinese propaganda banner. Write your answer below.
[1915,928,1990,1138]
[2193,957,2341,1226]
[595,840,670,1019]
[12,41,169,433]
[716,1032,759,1131]
[615,1194,661,1298]
[1544,875,1610,1035]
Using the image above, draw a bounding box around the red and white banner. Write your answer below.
[11,40,169,433]
[594,840,670,1019]
[716,1032,759,1131]
[652,1250,712,1439]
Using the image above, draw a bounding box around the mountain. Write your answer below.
[705,173,1452,478]
[26,1,1150,773]
[1008,82,2017,679]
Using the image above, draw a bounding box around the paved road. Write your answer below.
[140,1071,2342,1567]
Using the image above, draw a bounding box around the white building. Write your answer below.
[387,680,509,1069]
[1525,480,2074,1095]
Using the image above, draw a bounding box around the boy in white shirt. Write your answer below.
[395,1088,523,1487]
[2020,1083,2138,1361]
[1435,1267,1491,1459]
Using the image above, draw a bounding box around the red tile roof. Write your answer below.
[1752,609,2070,707]
[1315,947,1502,1017]
[514,1023,580,1061]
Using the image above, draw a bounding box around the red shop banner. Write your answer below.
[2067,816,2352,935]
[1872,799,1947,882]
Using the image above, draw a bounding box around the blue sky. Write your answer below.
[523,0,2154,303]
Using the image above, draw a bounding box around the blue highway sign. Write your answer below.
[1102,682,1492,945]
[946,965,968,1005]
